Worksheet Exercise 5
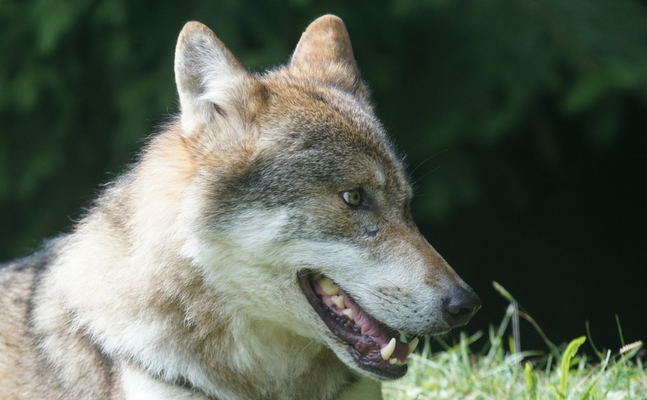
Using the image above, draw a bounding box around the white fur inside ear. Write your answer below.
[174,22,249,133]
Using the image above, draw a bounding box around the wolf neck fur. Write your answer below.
[35,124,352,398]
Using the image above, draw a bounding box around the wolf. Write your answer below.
[0,15,480,400]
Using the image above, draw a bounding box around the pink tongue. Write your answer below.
[314,281,409,360]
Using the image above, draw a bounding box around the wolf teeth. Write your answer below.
[407,337,419,356]
[316,277,339,295]
[389,357,398,365]
[342,308,353,320]
[331,295,344,309]
[380,338,396,361]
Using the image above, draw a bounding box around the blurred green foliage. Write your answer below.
[1,0,647,260]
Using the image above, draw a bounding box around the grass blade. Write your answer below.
[492,281,515,303]
[559,336,586,396]
[493,281,560,359]
[615,314,625,347]
[525,362,538,400]
[585,320,603,361]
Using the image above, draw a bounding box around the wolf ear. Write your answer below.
[290,15,368,100]
[175,21,253,133]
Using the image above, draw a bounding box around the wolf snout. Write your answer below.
[442,285,481,328]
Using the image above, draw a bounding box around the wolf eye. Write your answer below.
[342,190,362,207]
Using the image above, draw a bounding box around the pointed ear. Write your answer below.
[175,21,253,133]
[290,15,368,99]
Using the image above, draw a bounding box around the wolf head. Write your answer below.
[173,15,480,380]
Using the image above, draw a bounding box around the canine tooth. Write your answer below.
[318,277,339,295]
[342,308,354,320]
[313,273,323,281]
[407,337,419,356]
[380,338,396,361]
[389,357,398,365]
[331,295,345,309]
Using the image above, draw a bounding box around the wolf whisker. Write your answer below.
[409,149,448,175]
[412,165,441,186]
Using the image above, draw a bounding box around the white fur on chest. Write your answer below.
[120,364,210,400]
[119,363,383,400]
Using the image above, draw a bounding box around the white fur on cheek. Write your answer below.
[180,207,292,265]
[179,206,313,328]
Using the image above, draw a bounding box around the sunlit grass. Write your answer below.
[383,283,646,400]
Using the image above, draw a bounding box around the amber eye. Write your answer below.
[342,190,362,207]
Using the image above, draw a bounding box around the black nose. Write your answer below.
[443,285,481,328]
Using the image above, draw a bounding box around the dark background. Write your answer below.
[1,0,646,355]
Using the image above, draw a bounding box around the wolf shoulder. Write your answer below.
[0,247,54,343]
[0,248,53,399]
[0,243,111,400]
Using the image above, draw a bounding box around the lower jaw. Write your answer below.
[347,345,408,380]
[298,271,409,380]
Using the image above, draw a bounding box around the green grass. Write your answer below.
[384,283,646,400]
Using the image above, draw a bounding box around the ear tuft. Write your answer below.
[175,21,250,133]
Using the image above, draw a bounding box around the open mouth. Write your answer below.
[298,270,418,379]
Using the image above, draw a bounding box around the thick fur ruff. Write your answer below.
[0,15,479,400]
